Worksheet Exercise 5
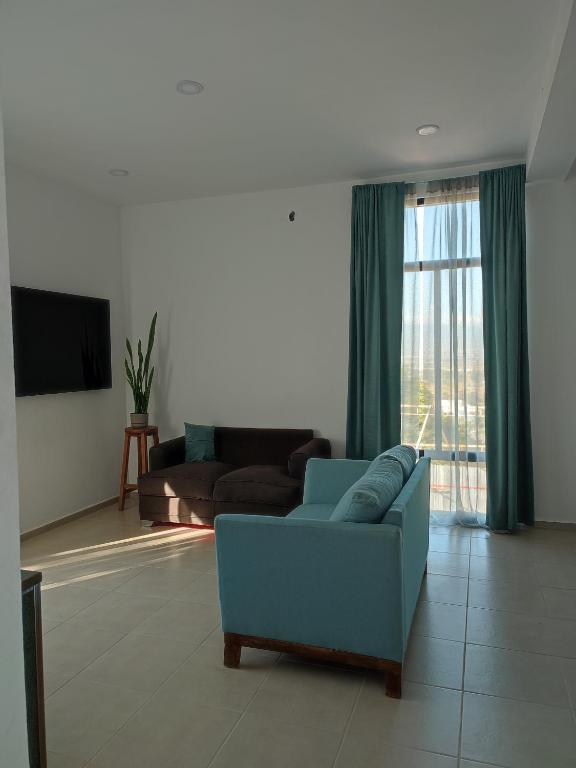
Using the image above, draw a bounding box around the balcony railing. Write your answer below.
[402,402,486,518]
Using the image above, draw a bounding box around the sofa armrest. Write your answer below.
[149,436,185,471]
[287,438,332,480]
[386,458,431,646]
[302,458,370,504]
[215,514,405,661]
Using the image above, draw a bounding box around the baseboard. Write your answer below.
[20,496,119,541]
[534,520,576,530]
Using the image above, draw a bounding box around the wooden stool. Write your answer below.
[118,426,159,510]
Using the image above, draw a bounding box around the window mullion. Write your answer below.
[433,268,442,453]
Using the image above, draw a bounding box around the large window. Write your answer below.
[401,177,486,525]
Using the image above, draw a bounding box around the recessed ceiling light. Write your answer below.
[417,124,439,136]
[176,80,204,95]
[109,168,129,176]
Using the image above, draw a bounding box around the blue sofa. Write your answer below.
[215,455,431,697]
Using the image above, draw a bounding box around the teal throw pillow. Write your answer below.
[330,456,403,524]
[185,423,215,462]
[382,444,417,483]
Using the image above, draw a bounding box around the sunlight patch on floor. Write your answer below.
[25,527,215,575]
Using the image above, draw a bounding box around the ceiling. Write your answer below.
[0,0,567,204]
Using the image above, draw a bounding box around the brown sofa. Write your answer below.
[138,426,331,524]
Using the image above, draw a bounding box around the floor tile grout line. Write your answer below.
[42,554,214,589]
[467,578,576,591]
[44,579,164,625]
[30,543,198,573]
[43,560,217,702]
[41,587,111,627]
[466,603,576,625]
[30,512,576,765]
[456,539,472,763]
[461,639,575,658]
[570,689,576,729]
[428,571,470,579]
[38,555,207,594]
[329,671,366,767]
[460,638,575,711]
[33,539,215,579]
[326,678,466,764]
[67,626,219,764]
[350,740,464,764]
[420,597,468,608]
[457,758,507,768]
[457,638,576,662]
[48,555,216,607]
[456,686,576,724]
[461,681,575,712]
[75,679,160,764]
[204,652,284,768]
[414,614,576,707]
[46,592,178,658]
[413,631,465,643]
[40,566,147,593]
[45,656,158,763]
[43,623,138,701]
[465,605,555,620]
[565,651,576,716]
[50,679,158,767]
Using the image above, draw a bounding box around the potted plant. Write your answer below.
[125,312,157,428]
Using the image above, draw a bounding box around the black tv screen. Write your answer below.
[11,286,112,396]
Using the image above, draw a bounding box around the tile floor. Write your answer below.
[21,500,576,768]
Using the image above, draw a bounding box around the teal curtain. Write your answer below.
[479,165,534,530]
[346,183,406,459]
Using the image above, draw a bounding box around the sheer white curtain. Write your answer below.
[401,176,486,526]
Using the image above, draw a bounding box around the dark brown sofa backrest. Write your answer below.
[215,427,313,467]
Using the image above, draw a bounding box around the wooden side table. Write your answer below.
[119,425,159,510]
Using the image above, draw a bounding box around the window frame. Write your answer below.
[402,193,485,464]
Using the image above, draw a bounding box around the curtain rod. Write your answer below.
[359,158,524,187]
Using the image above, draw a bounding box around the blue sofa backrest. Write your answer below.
[302,458,370,505]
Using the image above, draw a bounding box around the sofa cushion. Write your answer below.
[287,503,335,521]
[330,456,403,523]
[215,427,313,467]
[382,444,417,483]
[185,423,216,462]
[214,465,302,508]
[139,461,236,499]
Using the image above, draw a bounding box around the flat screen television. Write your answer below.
[11,286,112,396]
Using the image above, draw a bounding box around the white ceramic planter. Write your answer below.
[130,412,149,428]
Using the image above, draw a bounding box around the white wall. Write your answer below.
[526,178,576,523]
[123,175,576,524]
[121,182,352,455]
[6,164,125,533]
[0,99,30,768]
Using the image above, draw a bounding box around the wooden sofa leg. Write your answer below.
[385,666,402,699]
[224,633,241,668]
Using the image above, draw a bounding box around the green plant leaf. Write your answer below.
[126,339,137,386]
[143,365,154,412]
[126,313,157,413]
[136,339,143,392]
[137,339,143,372]
[124,359,134,387]
[143,312,157,379]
